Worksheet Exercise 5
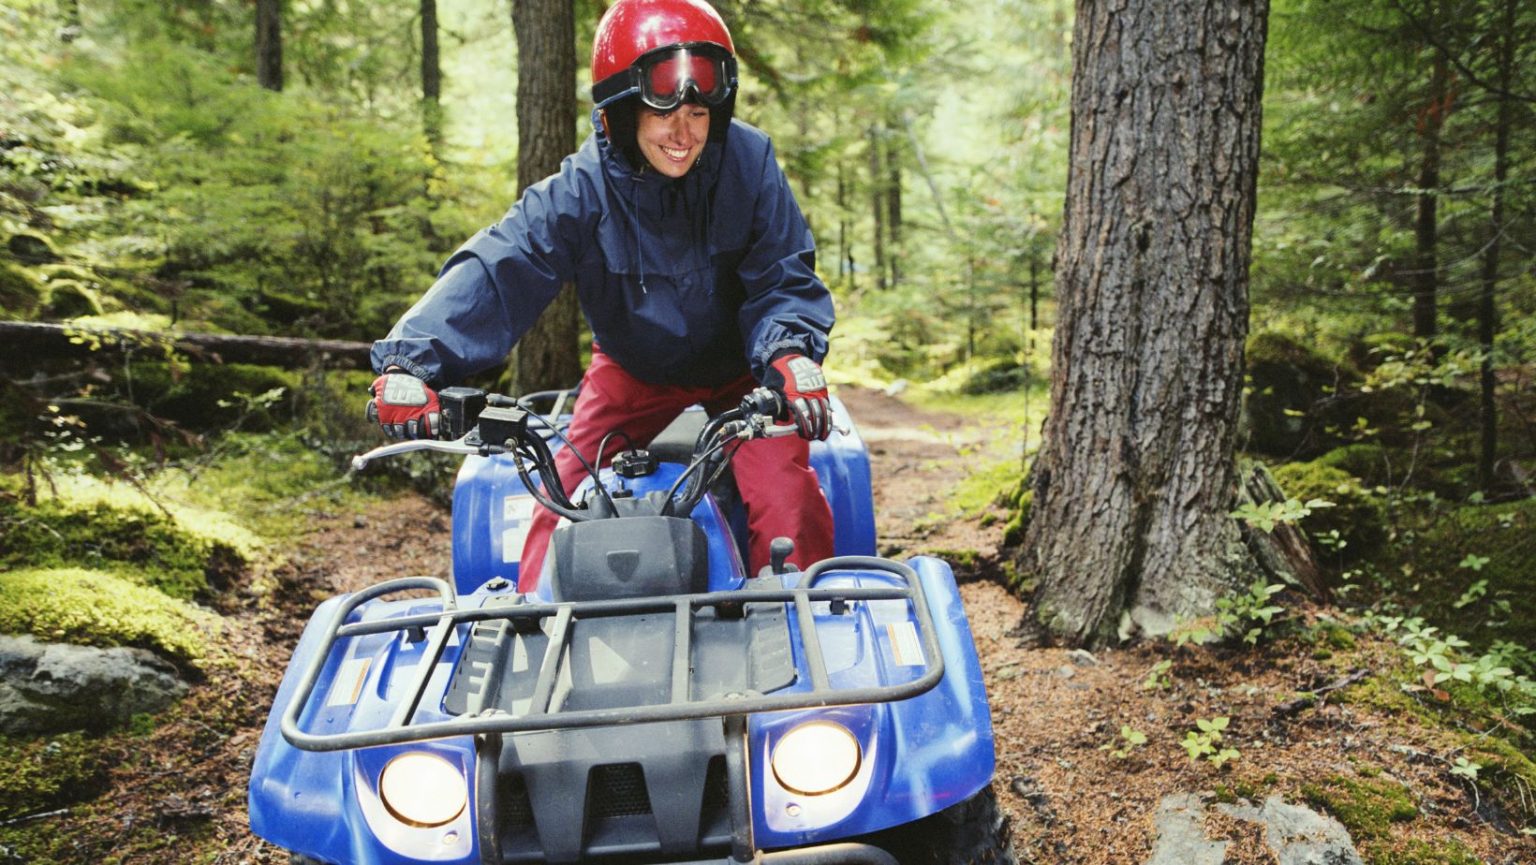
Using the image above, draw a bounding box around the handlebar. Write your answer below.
[351,386,821,522]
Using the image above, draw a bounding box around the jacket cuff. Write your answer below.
[373,354,436,386]
[757,339,811,375]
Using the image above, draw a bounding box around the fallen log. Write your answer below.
[0,321,373,370]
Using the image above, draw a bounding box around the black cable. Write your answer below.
[662,426,739,516]
[511,440,585,522]
[514,396,617,514]
[595,430,635,471]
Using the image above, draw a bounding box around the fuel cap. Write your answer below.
[612,449,658,478]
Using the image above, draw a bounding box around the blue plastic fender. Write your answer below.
[249,597,481,865]
[749,555,995,847]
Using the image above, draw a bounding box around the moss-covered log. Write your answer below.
[0,321,371,370]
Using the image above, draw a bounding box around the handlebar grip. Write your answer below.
[739,386,785,419]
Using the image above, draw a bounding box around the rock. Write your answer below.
[1147,793,1226,865]
[1146,793,1363,865]
[0,634,188,735]
[1067,648,1099,667]
[1218,796,1363,865]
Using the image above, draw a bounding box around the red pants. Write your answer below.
[517,348,835,591]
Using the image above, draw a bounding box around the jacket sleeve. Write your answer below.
[736,139,835,382]
[371,155,594,386]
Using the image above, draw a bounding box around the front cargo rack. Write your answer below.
[280,556,945,752]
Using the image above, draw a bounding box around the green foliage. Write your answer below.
[0,568,212,666]
[1374,497,1536,654]
[1099,725,1147,759]
[1173,581,1288,647]
[1361,838,1482,865]
[0,473,263,599]
[1142,659,1174,691]
[1230,495,1335,532]
[115,362,297,433]
[1270,460,1387,559]
[1301,773,1418,840]
[1179,716,1240,768]
[0,732,110,822]
[0,261,43,317]
[1242,330,1358,457]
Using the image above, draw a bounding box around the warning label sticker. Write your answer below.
[325,657,372,707]
[885,621,925,667]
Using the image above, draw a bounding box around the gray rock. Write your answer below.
[1218,796,1363,865]
[1147,793,1227,865]
[1067,648,1099,667]
[0,634,188,735]
[1146,793,1363,865]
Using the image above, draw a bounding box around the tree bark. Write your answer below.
[1411,55,1449,341]
[421,0,443,143]
[1477,0,1516,492]
[867,125,887,291]
[886,120,903,289]
[507,0,581,394]
[255,0,283,92]
[1017,0,1270,647]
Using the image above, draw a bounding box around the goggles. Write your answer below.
[594,43,737,111]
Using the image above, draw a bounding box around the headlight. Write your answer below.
[378,752,467,828]
[770,721,861,796]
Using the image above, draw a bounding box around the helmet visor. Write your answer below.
[594,42,735,111]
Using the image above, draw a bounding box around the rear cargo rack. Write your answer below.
[281,556,944,752]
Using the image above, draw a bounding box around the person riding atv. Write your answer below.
[366,0,836,589]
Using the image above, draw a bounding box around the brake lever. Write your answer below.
[350,437,491,472]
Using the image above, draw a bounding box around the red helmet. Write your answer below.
[591,0,738,113]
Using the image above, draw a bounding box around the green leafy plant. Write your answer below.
[1100,725,1148,759]
[1449,757,1481,781]
[1230,497,1335,532]
[1142,659,1174,691]
[1180,716,1239,768]
[1172,580,1287,647]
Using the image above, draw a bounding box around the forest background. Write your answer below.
[0,0,1534,862]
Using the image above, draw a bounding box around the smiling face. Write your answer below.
[635,103,710,178]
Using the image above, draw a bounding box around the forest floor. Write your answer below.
[13,387,1534,864]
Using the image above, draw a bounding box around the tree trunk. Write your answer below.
[255,0,283,92]
[1411,55,1449,341]
[867,125,887,291]
[60,0,81,40]
[1017,0,1270,647]
[886,121,903,289]
[421,0,443,143]
[507,0,581,394]
[1478,0,1516,492]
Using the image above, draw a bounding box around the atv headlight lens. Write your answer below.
[379,752,466,828]
[771,721,861,796]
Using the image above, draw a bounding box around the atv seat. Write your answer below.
[647,406,709,464]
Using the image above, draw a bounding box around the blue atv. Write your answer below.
[248,386,1014,865]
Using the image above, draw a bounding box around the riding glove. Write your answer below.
[366,373,441,440]
[763,353,831,441]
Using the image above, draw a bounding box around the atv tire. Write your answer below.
[869,783,1019,865]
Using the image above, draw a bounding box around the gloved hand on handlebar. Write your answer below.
[366,372,441,440]
[761,352,831,441]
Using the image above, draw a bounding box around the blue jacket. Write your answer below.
[371,112,833,388]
